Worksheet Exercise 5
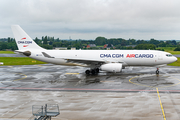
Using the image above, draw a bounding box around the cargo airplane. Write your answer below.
[11,25,177,75]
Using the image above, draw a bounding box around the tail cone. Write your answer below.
[23,51,31,56]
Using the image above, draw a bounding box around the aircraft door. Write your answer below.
[158,53,163,60]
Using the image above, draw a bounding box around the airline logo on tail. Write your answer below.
[21,37,26,40]
[23,45,28,47]
[18,37,31,47]
[18,41,32,44]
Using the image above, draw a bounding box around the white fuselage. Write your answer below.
[28,49,177,67]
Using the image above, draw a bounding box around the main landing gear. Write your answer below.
[85,68,99,75]
[156,68,159,74]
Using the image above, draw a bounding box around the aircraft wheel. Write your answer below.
[85,70,90,75]
[91,70,96,75]
[156,70,159,74]
[156,68,159,74]
[95,68,99,73]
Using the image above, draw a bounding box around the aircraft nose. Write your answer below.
[175,57,178,61]
[174,57,177,62]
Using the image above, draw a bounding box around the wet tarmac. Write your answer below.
[1,64,180,119]
[0,64,180,92]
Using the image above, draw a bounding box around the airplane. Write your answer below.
[11,25,177,75]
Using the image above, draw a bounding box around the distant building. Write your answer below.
[104,44,114,49]
[53,47,67,50]
[107,48,110,50]
[87,44,96,48]
[71,47,76,50]
[104,44,108,48]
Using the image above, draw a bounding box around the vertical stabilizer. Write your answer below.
[11,25,45,50]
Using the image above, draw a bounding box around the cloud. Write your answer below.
[1,0,180,40]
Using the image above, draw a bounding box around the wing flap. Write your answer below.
[65,58,124,65]
[66,58,105,64]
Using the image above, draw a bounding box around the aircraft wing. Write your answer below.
[64,58,125,65]
[41,51,125,65]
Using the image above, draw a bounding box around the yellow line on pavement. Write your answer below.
[13,73,27,82]
[129,76,153,88]
[129,75,180,120]
[129,75,180,88]
[156,88,166,120]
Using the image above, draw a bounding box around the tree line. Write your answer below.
[0,36,179,50]
[0,37,17,50]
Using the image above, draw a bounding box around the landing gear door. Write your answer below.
[158,53,163,60]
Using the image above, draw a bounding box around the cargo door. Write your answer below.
[158,53,163,60]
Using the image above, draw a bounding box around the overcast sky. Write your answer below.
[1,0,180,40]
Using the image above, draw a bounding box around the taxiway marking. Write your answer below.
[156,88,166,120]
[129,75,180,88]
[13,73,27,82]
[129,76,152,88]
[129,75,180,120]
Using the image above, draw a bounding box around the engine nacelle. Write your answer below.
[100,63,122,73]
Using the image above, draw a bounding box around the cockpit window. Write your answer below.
[166,54,173,57]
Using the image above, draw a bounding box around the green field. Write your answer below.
[0,51,15,54]
[168,57,180,66]
[157,47,180,55]
[0,57,46,66]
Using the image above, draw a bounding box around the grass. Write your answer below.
[157,47,176,51]
[157,47,180,55]
[166,51,180,55]
[0,51,15,54]
[168,57,180,66]
[0,57,46,66]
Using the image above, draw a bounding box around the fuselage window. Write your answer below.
[166,54,173,57]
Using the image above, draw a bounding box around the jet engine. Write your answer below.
[100,63,122,73]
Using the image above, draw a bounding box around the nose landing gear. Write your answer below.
[156,68,159,74]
